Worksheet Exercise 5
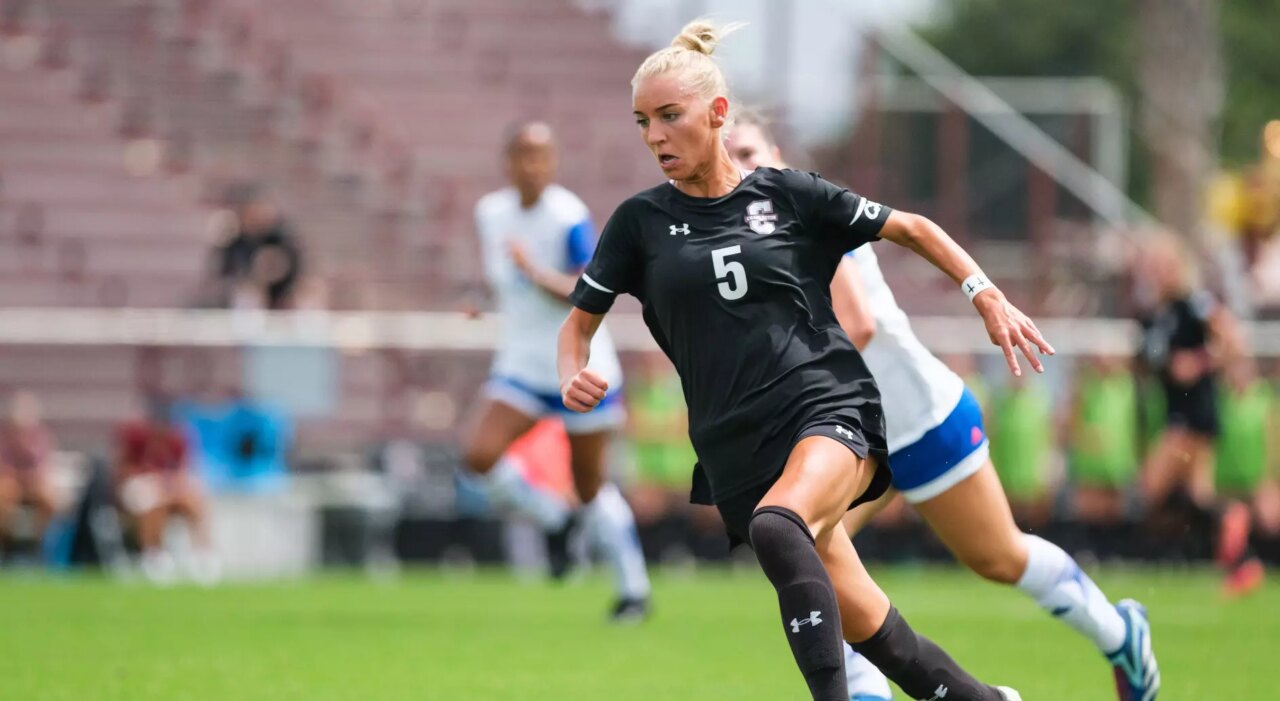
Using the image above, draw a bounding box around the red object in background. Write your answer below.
[117,422,188,473]
[507,418,574,503]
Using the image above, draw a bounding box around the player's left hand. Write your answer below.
[973,288,1055,377]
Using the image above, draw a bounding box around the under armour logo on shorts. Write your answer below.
[834,426,855,441]
[790,611,823,633]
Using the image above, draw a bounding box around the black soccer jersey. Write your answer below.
[1140,291,1216,382]
[570,167,893,503]
[1139,290,1222,436]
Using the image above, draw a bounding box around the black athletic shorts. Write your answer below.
[693,417,892,549]
[1163,376,1220,439]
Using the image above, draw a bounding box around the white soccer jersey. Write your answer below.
[850,246,966,452]
[475,184,622,394]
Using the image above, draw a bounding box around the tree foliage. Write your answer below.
[920,0,1280,167]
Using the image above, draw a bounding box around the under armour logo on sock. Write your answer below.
[789,611,822,632]
[929,685,949,700]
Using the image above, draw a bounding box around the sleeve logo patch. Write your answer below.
[850,198,884,226]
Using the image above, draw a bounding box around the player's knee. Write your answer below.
[462,442,500,476]
[574,480,600,503]
[749,506,816,576]
[961,547,1025,584]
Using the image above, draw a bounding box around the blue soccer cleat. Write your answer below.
[850,696,892,701]
[1107,599,1160,701]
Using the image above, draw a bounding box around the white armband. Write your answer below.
[961,273,995,302]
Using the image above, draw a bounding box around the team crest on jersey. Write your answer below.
[745,200,779,235]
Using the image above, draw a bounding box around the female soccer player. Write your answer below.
[1136,234,1263,596]
[560,20,1044,700]
[727,112,1161,701]
[463,122,650,622]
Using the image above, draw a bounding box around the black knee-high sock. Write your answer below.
[852,606,1004,701]
[749,506,846,701]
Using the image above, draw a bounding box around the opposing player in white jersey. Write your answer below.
[728,113,1160,700]
[464,122,650,622]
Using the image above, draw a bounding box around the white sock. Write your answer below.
[1016,534,1127,654]
[844,643,893,699]
[479,458,570,532]
[584,482,651,600]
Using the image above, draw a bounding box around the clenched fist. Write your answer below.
[561,369,609,413]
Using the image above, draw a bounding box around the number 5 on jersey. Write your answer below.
[712,245,747,300]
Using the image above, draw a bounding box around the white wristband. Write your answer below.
[961,273,995,302]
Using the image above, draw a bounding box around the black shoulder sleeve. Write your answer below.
[569,199,643,314]
[780,169,893,252]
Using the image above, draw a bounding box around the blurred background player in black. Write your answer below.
[1135,233,1263,595]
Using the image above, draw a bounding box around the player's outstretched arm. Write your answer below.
[877,211,1055,376]
[558,307,610,412]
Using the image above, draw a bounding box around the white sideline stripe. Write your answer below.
[581,273,614,294]
[0,309,1275,356]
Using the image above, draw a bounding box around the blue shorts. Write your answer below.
[889,388,990,504]
[483,375,625,434]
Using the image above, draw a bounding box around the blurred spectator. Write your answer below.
[0,391,60,553]
[1216,360,1273,501]
[115,397,218,584]
[1066,355,1140,525]
[1253,359,1280,558]
[988,375,1054,526]
[1209,121,1280,313]
[625,351,695,526]
[623,352,726,562]
[211,185,305,310]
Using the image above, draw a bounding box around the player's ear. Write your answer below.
[710,96,729,129]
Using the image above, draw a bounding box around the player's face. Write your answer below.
[726,124,782,171]
[1143,243,1185,298]
[632,73,727,181]
[505,139,556,199]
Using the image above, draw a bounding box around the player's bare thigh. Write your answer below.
[910,462,1028,584]
[841,486,897,535]
[1142,427,1203,502]
[0,471,20,516]
[758,435,877,539]
[842,462,1028,584]
[460,398,538,475]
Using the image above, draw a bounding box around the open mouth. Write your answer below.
[658,153,678,169]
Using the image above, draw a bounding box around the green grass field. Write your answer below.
[0,566,1274,700]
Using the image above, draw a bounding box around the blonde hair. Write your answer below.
[632,19,744,125]
[1142,229,1200,295]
